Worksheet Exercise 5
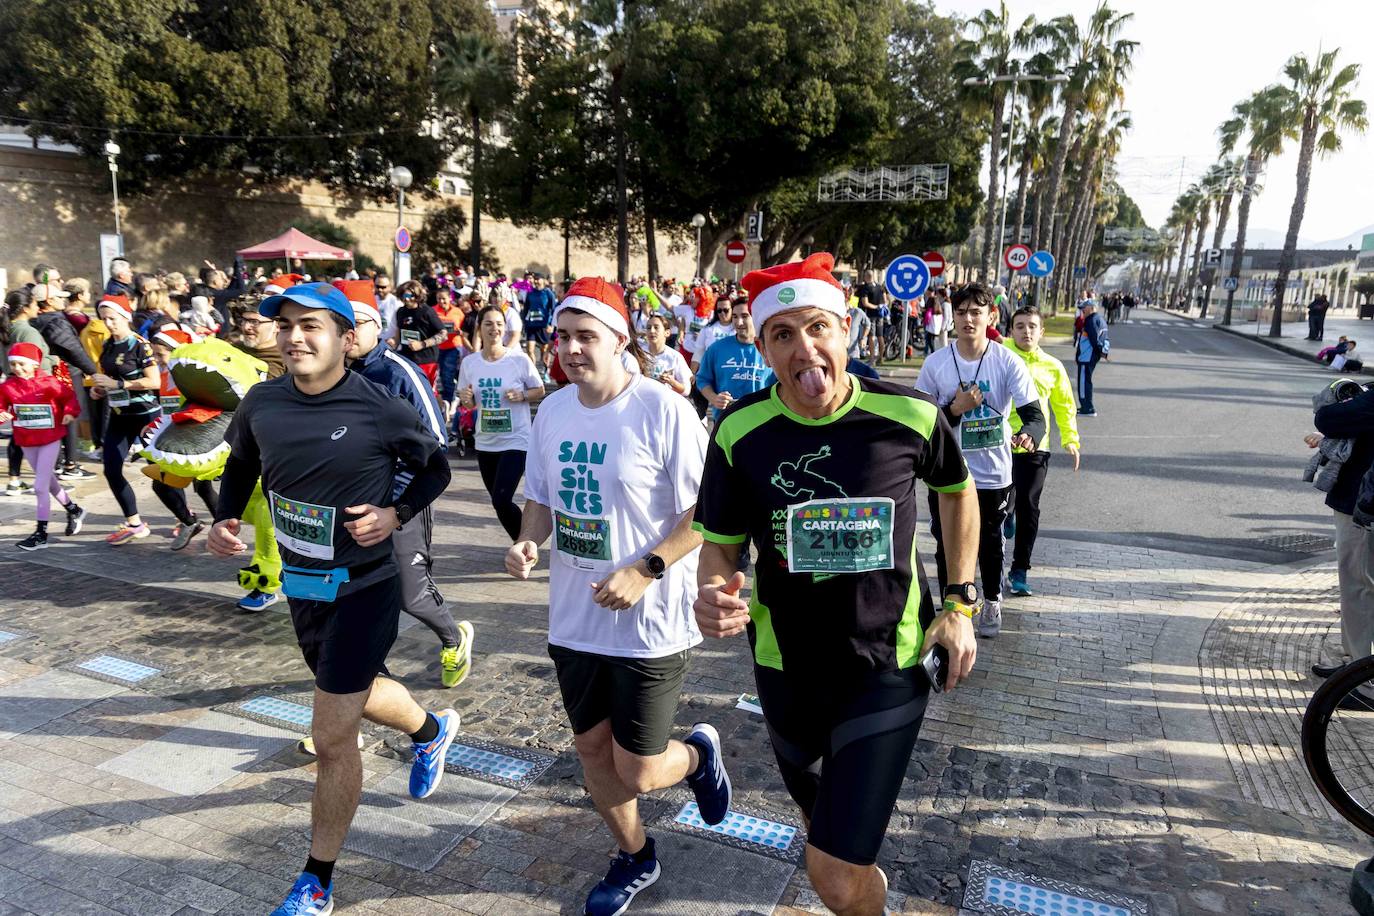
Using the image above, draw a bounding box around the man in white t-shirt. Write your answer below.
[915,282,1045,638]
[505,277,732,916]
[373,275,401,339]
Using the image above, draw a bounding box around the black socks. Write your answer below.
[304,855,334,888]
[410,712,439,745]
[627,836,655,863]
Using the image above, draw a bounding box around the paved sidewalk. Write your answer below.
[0,455,1366,914]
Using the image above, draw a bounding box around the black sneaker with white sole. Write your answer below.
[684,723,732,825]
[64,504,87,537]
[17,529,47,551]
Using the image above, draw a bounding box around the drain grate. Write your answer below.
[964,860,1148,916]
[1256,532,1335,553]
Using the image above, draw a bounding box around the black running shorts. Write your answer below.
[288,574,401,695]
[755,662,930,866]
[548,644,690,757]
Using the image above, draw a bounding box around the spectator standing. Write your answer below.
[104,259,135,299]
[1307,293,1332,341]
[1075,299,1110,417]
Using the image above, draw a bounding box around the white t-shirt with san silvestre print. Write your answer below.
[645,346,692,394]
[456,348,543,452]
[525,374,707,658]
[914,340,1038,489]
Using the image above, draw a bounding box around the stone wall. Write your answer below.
[0,147,701,289]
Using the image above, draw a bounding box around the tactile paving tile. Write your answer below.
[74,655,161,684]
[0,630,19,644]
[0,669,124,739]
[664,800,801,862]
[632,829,795,915]
[236,695,314,730]
[963,860,1148,916]
[344,769,515,871]
[97,709,296,796]
[442,736,555,789]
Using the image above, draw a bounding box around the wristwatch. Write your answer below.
[942,582,979,618]
[640,553,666,579]
[394,503,415,528]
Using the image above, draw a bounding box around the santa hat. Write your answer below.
[554,277,630,337]
[331,280,381,326]
[97,293,134,322]
[153,327,197,350]
[264,273,306,295]
[6,342,42,366]
[741,252,847,329]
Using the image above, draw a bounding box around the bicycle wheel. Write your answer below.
[884,328,902,362]
[1302,655,1374,838]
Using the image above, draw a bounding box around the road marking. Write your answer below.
[1087,434,1223,439]
[1169,337,1180,344]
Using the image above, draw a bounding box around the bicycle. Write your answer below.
[1301,654,1374,838]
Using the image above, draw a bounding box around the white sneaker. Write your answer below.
[977,599,1002,638]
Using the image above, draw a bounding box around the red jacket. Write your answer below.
[0,373,79,447]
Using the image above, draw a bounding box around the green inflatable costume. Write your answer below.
[140,339,281,595]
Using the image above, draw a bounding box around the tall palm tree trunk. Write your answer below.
[1202,189,1234,319]
[611,71,630,284]
[469,110,483,271]
[1188,205,1212,315]
[1012,148,1031,247]
[1035,97,1081,255]
[1171,221,1194,310]
[645,207,659,283]
[1222,161,1258,325]
[980,88,1007,281]
[1269,104,1319,337]
[562,219,572,283]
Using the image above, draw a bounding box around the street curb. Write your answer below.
[1211,321,1367,373]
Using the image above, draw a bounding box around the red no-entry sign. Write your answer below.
[725,240,747,264]
[923,250,945,276]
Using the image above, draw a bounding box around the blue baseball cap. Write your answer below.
[259,282,355,326]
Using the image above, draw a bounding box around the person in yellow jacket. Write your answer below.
[1002,305,1080,597]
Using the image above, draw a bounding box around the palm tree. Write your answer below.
[433,33,515,273]
[1266,49,1368,337]
[1186,165,1225,317]
[1218,85,1293,325]
[1199,156,1245,317]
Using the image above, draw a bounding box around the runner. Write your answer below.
[432,287,468,423]
[457,305,545,540]
[642,312,693,397]
[1002,306,1080,597]
[393,280,446,387]
[340,280,475,689]
[0,342,86,550]
[149,326,218,550]
[207,282,460,916]
[695,296,773,424]
[688,297,736,374]
[692,252,979,916]
[506,277,730,916]
[915,283,1045,638]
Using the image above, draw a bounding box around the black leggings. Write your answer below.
[102,410,158,519]
[928,484,1013,601]
[7,440,20,479]
[755,663,929,866]
[476,449,526,540]
[152,478,219,526]
[1010,451,1050,573]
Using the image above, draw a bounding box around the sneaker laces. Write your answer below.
[440,646,459,668]
[604,849,648,886]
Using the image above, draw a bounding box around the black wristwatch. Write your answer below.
[394,503,415,528]
[944,582,978,605]
[641,553,666,579]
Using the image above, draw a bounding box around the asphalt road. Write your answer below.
[1033,307,1335,562]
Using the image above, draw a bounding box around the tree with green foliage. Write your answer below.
[409,204,469,272]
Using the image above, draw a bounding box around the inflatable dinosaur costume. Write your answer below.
[140,338,281,596]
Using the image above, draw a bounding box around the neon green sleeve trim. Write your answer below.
[691,521,747,545]
[928,473,971,494]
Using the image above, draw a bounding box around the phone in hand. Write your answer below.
[920,644,949,693]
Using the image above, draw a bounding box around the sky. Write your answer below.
[936,0,1374,248]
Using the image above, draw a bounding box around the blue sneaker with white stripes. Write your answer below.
[584,836,661,915]
[409,708,460,799]
[684,723,731,825]
[270,873,333,915]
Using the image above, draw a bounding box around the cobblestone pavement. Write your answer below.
[0,458,1367,915]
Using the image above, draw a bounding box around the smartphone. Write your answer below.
[920,645,949,693]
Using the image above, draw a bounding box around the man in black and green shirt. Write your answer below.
[694,253,979,916]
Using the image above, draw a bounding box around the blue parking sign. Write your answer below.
[884,254,930,301]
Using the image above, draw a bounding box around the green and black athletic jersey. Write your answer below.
[693,375,970,676]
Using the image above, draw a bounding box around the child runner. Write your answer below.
[642,313,692,397]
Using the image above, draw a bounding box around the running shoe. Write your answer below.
[1078,410,1098,417]
[409,707,460,799]
[440,621,475,688]
[237,589,280,612]
[270,873,333,916]
[977,599,1002,639]
[584,837,660,916]
[1002,512,1016,540]
[57,465,96,481]
[683,723,731,826]
[5,480,33,497]
[1007,570,1032,597]
[64,504,87,537]
[82,443,102,460]
[107,523,149,546]
[170,519,205,551]
[16,529,47,551]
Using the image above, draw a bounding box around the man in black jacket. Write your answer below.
[30,283,99,480]
[1311,388,1374,696]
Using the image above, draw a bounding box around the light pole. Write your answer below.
[389,165,413,281]
[103,140,122,251]
[691,214,706,279]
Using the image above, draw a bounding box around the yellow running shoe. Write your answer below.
[441,621,475,688]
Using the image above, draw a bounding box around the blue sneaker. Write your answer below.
[1002,512,1016,540]
[271,873,333,915]
[409,708,459,799]
[684,723,731,826]
[1007,570,1032,597]
[584,837,661,915]
[237,589,280,612]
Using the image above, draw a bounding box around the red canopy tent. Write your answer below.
[237,228,352,262]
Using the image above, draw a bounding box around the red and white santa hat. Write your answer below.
[97,293,134,322]
[6,342,42,366]
[153,327,197,350]
[554,277,630,337]
[264,273,306,295]
[331,280,381,326]
[741,252,847,329]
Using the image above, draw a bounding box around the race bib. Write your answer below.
[960,416,1005,451]
[480,408,513,434]
[269,491,336,561]
[13,404,54,430]
[442,321,455,334]
[786,497,895,574]
[160,395,182,416]
[106,388,132,409]
[555,510,611,569]
[690,317,705,334]
[400,329,421,345]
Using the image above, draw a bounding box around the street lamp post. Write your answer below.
[389,165,413,282]
[690,214,706,279]
[103,140,122,251]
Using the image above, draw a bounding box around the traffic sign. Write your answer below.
[725,240,747,264]
[1003,244,1032,271]
[883,254,931,301]
[746,211,765,243]
[922,250,945,277]
[1223,276,1239,291]
[394,226,412,253]
[1203,248,1223,266]
[1026,250,1055,278]
[1073,266,1088,278]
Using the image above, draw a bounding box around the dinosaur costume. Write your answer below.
[140,338,281,595]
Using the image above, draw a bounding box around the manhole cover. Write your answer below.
[1256,533,1335,553]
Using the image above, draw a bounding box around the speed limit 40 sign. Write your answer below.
[1003,244,1031,271]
